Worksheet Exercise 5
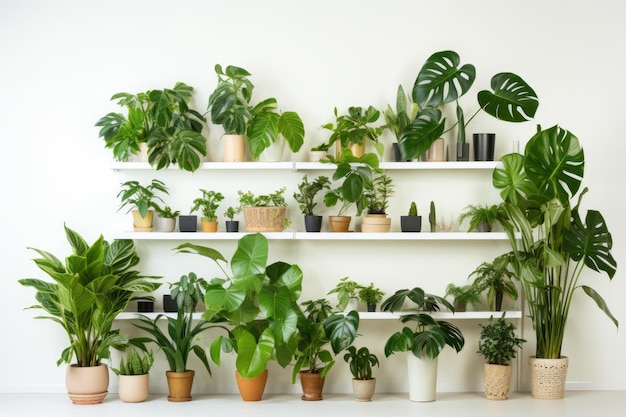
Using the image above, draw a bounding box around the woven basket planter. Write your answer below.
[529,356,568,399]
[243,206,286,232]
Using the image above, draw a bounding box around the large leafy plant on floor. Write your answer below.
[493,125,617,359]
[174,233,303,379]
[18,225,162,367]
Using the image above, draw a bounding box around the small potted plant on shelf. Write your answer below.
[292,298,360,401]
[322,105,384,158]
[445,283,481,312]
[293,175,331,232]
[343,346,379,401]
[112,348,154,403]
[238,187,290,232]
[224,205,241,232]
[458,203,506,232]
[18,225,162,404]
[95,82,208,171]
[383,84,420,161]
[117,179,169,232]
[190,189,225,232]
[382,287,465,402]
[401,201,422,232]
[477,314,526,400]
[132,272,214,402]
[362,173,394,232]
[327,276,364,311]
[309,142,331,162]
[358,283,385,312]
[468,259,518,312]
[155,205,180,232]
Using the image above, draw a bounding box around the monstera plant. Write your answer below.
[493,125,617,361]
[398,50,539,161]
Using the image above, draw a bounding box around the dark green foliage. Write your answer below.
[477,315,525,365]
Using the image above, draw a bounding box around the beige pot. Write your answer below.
[243,206,286,232]
[166,370,195,402]
[132,209,154,232]
[137,142,149,162]
[352,378,376,401]
[427,138,445,162]
[309,150,329,162]
[361,214,391,233]
[529,356,568,399]
[201,218,218,232]
[158,217,176,232]
[235,369,268,401]
[118,374,149,403]
[484,363,512,400]
[329,215,351,232]
[223,134,246,162]
[65,364,109,405]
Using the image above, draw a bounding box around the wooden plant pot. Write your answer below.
[361,214,391,233]
[132,210,154,232]
[235,369,268,401]
[300,371,325,401]
[65,364,109,405]
[329,215,351,232]
[484,363,512,400]
[118,374,149,403]
[166,370,195,402]
[243,206,286,232]
[223,134,246,162]
[352,378,376,401]
[201,218,218,232]
[529,357,568,400]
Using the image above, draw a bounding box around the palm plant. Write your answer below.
[18,225,162,367]
[469,260,518,312]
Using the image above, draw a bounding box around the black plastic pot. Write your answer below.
[225,220,239,233]
[137,300,154,313]
[473,133,496,161]
[179,215,197,232]
[304,215,323,232]
[163,295,178,312]
[401,216,422,232]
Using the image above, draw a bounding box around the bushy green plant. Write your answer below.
[224,206,241,221]
[458,203,507,232]
[445,283,481,311]
[322,106,384,157]
[327,277,364,310]
[358,283,385,306]
[112,349,154,376]
[117,179,169,218]
[191,189,225,221]
[293,175,331,216]
[477,315,526,365]
[469,260,518,311]
[238,187,287,207]
[156,205,180,219]
[343,346,379,380]
[364,174,394,214]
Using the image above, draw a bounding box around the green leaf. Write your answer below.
[278,111,305,153]
[324,311,359,354]
[478,72,539,122]
[247,111,280,159]
[399,109,445,160]
[236,328,274,378]
[231,233,268,277]
[565,209,617,278]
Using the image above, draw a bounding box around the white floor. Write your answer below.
[2,391,625,417]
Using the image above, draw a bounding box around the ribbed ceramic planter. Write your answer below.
[361,214,391,233]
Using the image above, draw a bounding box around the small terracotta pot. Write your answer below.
[329,215,351,232]
[235,369,268,401]
[300,371,325,401]
[166,370,195,402]
[201,219,218,232]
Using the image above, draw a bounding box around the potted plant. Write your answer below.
[224,205,241,232]
[291,298,360,401]
[400,50,538,162]
[117,179,169,232]
[174,233,303,401]
[382,287,465,402]
[401,202,422,232]
[383,84,420,161]
[327,276,364,311]
[444,283,481,312]
[477,314,526,400]
[358,283,385,312]
[238,187,290,232]
[293,174,331,232]
[155,205,180,232]
[132,272,214,402]
[190,189,224,232]
[322,106,384,158]
[18,225,162,404]
[493,124,617,399]
[343,346,379,401]
[95,82,208,171]
[468,259,518,312]
[458,203,506,232]
[323,150,381,232]
[361,173,394,232]
[207,64,305,161]
[309,142,331,162]
[112,348,154,403]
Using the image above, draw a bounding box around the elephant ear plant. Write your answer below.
[493,124,617,360]
[18,224,162,367]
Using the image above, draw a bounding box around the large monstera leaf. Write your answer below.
[477,72,539,122]
[399,108,445,160]
[412,50,476,109]
[493,153,538,205]
[524,125,585,204]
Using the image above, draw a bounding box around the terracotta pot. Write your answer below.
[352,378,376,401]
[361,214,391,233]
[201,218,218,232]
[223,134,246,162]
[529,356,568,399]
[65,364,109,405]
[243,206,286,232]
[118,374,149,403]
[166,370,195,402]
[132,209,154,232]
[300,371,325,401]
[235,369,268,401]
[329,215,351,232]
[484,363,512,400]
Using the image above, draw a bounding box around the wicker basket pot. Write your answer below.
[243,206,286,232]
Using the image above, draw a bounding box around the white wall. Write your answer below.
[2,0,625,394]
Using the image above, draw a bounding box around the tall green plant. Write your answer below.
[18,225,162,367]
[493,124,617,359]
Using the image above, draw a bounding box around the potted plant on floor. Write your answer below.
[444,283,481,312]
[18,225,162,404]
[401,201,422,232]
[132,272,214,402]
[322,105,384,158]
[361,173,394,232]
[458,203,506,232]
[382,287,465,402]
[292,298,360,401]
[224,205,241,232]
[477,314,526,400]
[117,179,169,232]
[327,276,364,311]
[358,283,385,312]
[190,189,224,232]
[293,175,331,232]
[95,82,208,171]
[468,259,518,312]
[155,205,180,232]
[238,187,290,232]
[112,348,154,403]
[174,233,304,401]
[343,346,379,401]
[493,124,617,399]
